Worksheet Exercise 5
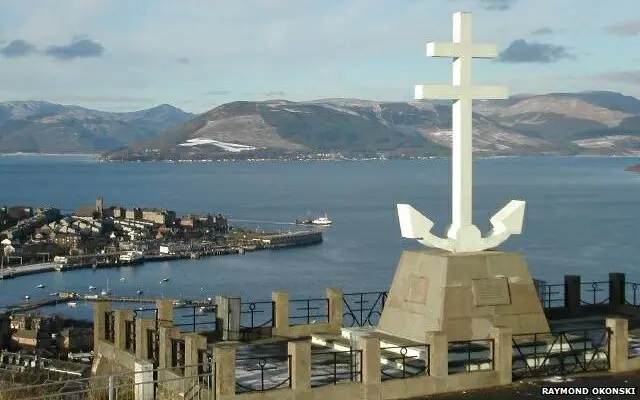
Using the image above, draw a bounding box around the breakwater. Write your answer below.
[0,230,323,280]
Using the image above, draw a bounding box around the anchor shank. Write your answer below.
[451,97,473,232]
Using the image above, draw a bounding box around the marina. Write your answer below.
[0,229,323,280]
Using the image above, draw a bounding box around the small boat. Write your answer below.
[88,286,96,290]
[68,302,77,308]
[49,292,59,297]
[198,306,206,315]
[119,277,126,282]
[311,215,332,226]
[161,278,170,283]
[36,284,45,289]
[24,295,30,300]
[101,278,111,296]
[136,289,144,295]
[296,214,333,226]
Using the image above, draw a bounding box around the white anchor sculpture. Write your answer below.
[398,12,526,253]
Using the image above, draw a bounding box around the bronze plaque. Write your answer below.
[406,275,429,304]
[472,278,511,306]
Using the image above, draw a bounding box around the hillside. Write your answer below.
[105,98,563,161]
[0,101,194,153]
[4,91,640,159]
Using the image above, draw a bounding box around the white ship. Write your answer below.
[119,251,144,265]
[311,215,332,226]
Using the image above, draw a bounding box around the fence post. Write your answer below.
[425,331,448,378]
[605,318,629,372]
[272,291,290,337]
[215,296,241,341]
[229,297,241,341]
[490,326,512,385]
[156,299,174,327]
[327,287,344,331]
[134,359,155,400]
[184,333,207,378]
[158,327,180,369]
[564,275,581,312]
[135,318,156,361]
[288,338,311,391]
[359,335,381,400]
[108,374,115,400]
[213,342,237,396]
[93,301,112,346]
[114,310,133,351]
[609,273,626,307]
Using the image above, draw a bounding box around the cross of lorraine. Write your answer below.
[397,12,526,253]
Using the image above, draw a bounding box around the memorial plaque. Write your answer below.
[406,275,429,304]
[472,278,511,306]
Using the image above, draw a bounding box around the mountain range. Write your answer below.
[0,101,194,153]
[2,91,640,159]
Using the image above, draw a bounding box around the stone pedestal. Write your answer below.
[376,249,549,342]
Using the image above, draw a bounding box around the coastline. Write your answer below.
[0,152,98,157]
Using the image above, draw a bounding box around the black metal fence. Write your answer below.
[539,284,565,308]
[173,304,218,333]
[310,349,362,387]
[289,298,329,326]
[448,339,495,374]
[580,281,609,305]
[343,291,387,327]
[511,327,611,380]
[238,301,275,341]
[380,345,430,380]
[626,282,639,306]
[235,355,292,393]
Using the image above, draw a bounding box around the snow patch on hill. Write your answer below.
[177,138,258,152]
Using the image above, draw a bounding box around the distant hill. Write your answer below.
[0,101,194,153]
[105,91,640,161]
[4,91,640,159]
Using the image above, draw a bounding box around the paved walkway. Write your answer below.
[413,372,640,399]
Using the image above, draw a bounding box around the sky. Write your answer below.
[1,0,640,113]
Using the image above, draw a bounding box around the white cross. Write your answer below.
[398,12,525,252]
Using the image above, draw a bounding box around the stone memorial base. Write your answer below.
[376,249,550,342]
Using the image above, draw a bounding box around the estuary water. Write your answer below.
[0,155,639,320]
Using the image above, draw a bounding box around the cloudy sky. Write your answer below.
[1,0,639,113]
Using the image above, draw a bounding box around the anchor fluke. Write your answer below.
[397,204,454,251]
[397,204,434,239]
[489,200,526,235]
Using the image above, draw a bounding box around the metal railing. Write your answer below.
[173,304,218,333]
[235,354,291,393]
[0,362,216,399]
[310,349,362,387]
[448,339,495,374]
[540,284,564,308]
[580,281,609,305]
[289,298,329,326]
[380,345,429,380]
[343,291,387,327]
[511,327,611,380]
[626,282,639,306]
[241,301,275,329]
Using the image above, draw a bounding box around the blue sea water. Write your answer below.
[0,155,639,320]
